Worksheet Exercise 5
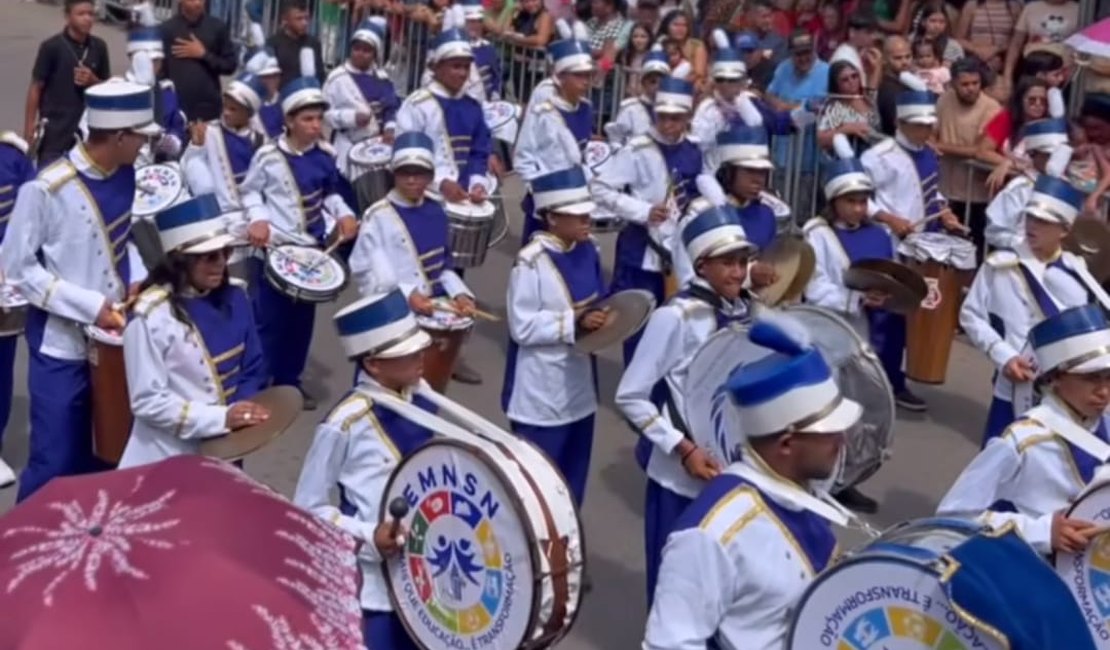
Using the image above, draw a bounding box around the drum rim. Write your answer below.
[264,244,350,299]
[84,325,123,345]
[584,142,613,170]
[445,201,497,218]
[379,437,571,649]
[348,137,392,166]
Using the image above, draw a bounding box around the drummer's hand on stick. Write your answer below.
[1002,355,1036,383]
[452,295,476,317]
[749,262,778,289]
[441,180,468,203]
[648,205,670,225]
[381,130,395,146]
[939,210,965,233]
[373,520,407,557]
[1052,511,1100,554]
[226,401,271,430]
[247,221,270,248]
[355,111,373,128]
[95,300,125,331]
[862,290,889,308]
[468,184,488,203]
[880,214,914,238]
[409,292,436,316]
[677,440,721,481]
[336,215,360,242]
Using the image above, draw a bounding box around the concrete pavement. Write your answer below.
[0,4,998,647]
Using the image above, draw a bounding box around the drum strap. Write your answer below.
[1026,404,1110,464]
[725,461,858,530]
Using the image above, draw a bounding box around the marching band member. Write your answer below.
[644,312,860,649]
[604,45,673,146]
[592,75,701,361]
[0,132,34,486]
[2,80,159,500]
[514,19,581,138]
[461,0,502,102]
[860,87,963,241]
[350,132,475,320]
[503,166,607,506]
[128,3,186,162]
[323,16,399,177]
[240,74,359,410]
[248,49,285,141]
[118,194,268,468]
[616,204,757,604]
[803,137,916,511]
[180,73,266,211]
[514,23,594,244]
[985,118,1071,251]
[939,304,1110,556]
[293,288,433,650]
[698,124,781,253]
[961,175,1110,444]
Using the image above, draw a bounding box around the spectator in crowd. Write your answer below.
[979,77,1050,191]
[831,12,882,90]
[268,0,326,89]
[1080,93,1110,155]
[1066,119,1110,216]
[814,1,846,60]
[657,11,707,90]
[954,0,1020,76]
[545,0,576,24]
[161,0,237,122]
[24,0,110,165]
[794,0,821,35]
[587,0,633,122]
[915,2,964,65]
[767,31,828,215]
[739,0,789,89]
[913,38,950,94]
[1002,0,1079,88]
[503,0,553,98]
[817,59,879,154]
[876,35,912,135]
[935,57,1000,260]
[621,23,656,96]
[1018,50,1068,89]
[483,0,517,33]
[634,0,663,33]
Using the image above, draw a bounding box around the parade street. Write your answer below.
[0,3,1001,647]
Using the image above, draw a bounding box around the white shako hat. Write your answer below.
[127,27,163,58]
[895,88,939,125]
[532,166,595,216]
[1024,175,1086,227]
[244,47,281,77]
[548,20,594,75]
[280,77,327,115]
[1029,304,1110,377]
[642,45,671,77]
[390,132,435,171]
[155,194,240,255]
[459,0,485,21]
[655,76,695,114]
[225,73,265,114]
[351,16,387,51]
[725,311,863,438]
[717,123,773,170]
[85,79,162,136]
[334,289,433,359]
[1020,118,1069,154]
[711,29,747,80]
[430,28,474,63]
[824,133,874,200]
[682,203,756,262]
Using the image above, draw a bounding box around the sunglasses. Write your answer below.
[196,248,232,263]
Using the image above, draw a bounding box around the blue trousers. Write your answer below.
[18,309,98,502]
[866,308,907,394]
[363,610,418,649]
[644,478,693,606]
[609,265,665,365]
[511,414,595,506]
[0,335,17,450]
[251,259,316,388]
[982,395,1014,448]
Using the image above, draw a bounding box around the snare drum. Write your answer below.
[346,137,394,213]
[133,163,185,218]
[417,306,474,393]
[383,435,583,649]
[263,244,349,303]
[789,518,1007,650]
[898,233,977,384]
[86,325,133,465]
[583,141,624,233]
[1057,480,1110,647]
[0,283,28,337]
[446,200,497,269]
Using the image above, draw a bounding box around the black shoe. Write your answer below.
[835,486,879,514]
[301,389,318,411]
[452,359,483,385]
[895,389,926,412]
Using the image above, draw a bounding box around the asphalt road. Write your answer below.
[0,4,999,647]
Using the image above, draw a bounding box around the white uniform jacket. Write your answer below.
[516,77,557,140]
[395,82,494,195]
[616,281,754,497]
[513,94,590,185]
[960,246,1110,400]
[937,394,1105,555]
[644,455,838,650]
[240,136,355,246]
[860,136,942,228]
[323,63,392,178]
[802,217,864,317]
[349,190,470,300]
[180,120,261,216]
[606,96,653,146]
[984,173,1034,251]
[504,233,601,426]
[1,147,147,360]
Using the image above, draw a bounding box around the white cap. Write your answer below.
[85,79,162,136]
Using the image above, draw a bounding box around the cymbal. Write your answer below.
[758,236,816,306]
[575,289,656,354]
[200,385,304,461]
[844,258,928,315]
[1066,218,1110,284]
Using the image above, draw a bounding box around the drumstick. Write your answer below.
[303,238,344,273]
[387,497,409,548]
[912,210,971,234]
[434,302,501,322]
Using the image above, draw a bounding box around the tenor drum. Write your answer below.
[1057,480,1110,647]
[583,141,623,233]
[383,435,583,649]
[132,163,185,218]
[263,244,349,302]
[446,200,497,269]
[86,325,132,465]
[347,137,394,213]
[788,518,1007,650]
[417,306,474,393]
[0,283,28,337]
[898,233,977,384]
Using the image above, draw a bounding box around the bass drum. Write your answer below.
[382,433,583,650]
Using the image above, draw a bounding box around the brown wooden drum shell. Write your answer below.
[89,339,133,465]
[904,258,971,384]
[421,328,468,393]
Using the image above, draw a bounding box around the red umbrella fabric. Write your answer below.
[0,455,365,650]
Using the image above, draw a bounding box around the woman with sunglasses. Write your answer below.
[117,194,269,468]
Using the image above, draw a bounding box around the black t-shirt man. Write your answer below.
[160,0,238,122]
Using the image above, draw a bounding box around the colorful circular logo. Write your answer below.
[1056,499,1110,646]
[835,606,970,649]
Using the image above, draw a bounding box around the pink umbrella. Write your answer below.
[1066,17,1110,59]
[0,456,365,650]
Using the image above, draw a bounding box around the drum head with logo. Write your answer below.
[782,305,895,490]
[348,137,392,167]
[265,245,348,293]
[483,101,517,132]
[584,141,614,172]
[789,518,1005,650]
[1057,480,1110,647]
[383,439,540,650]
[417,301,475,332]
[133,164,184,217]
